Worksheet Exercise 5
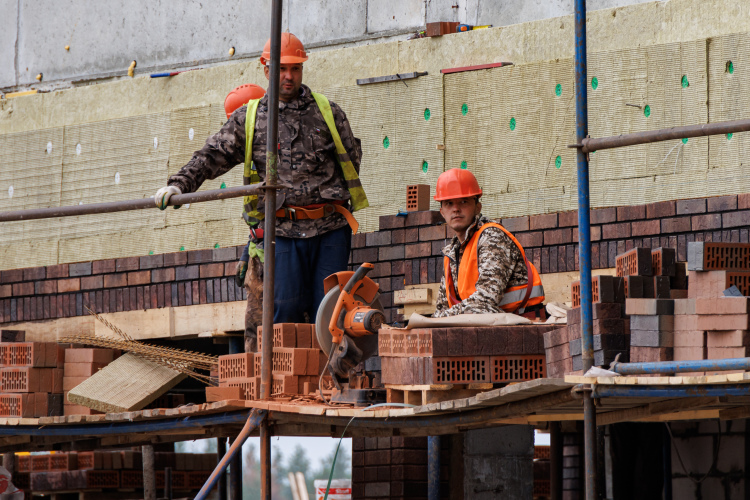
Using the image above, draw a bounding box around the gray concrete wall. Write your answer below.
[2,0,664,91]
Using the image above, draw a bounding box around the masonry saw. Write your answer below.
[315,262,387,405]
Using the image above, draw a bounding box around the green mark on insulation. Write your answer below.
[461,103,468,115]
[509,117,516,131]
[555,84,562,96]
[424,108,431,120]
[148,250,154,255]
[460,161,467,169]
[591,77,599,90]
[682,138,688,144]
[214,243,220,248]
[555,156,562,169]
[681,75,689,88]
[644,105,651,118]
[180,246,185,251]
[727,61,734,74]
[220,182,226,189]
[727,133,734,141]
[383,136,390,149]
[422,161,428,173]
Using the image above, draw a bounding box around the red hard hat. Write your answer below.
[434,168,483,201]
[224,84,266,119]
[260,33,308,66]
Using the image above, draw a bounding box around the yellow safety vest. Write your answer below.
[242,93,369,226]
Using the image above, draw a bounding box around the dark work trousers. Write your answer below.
[273,225,352,323]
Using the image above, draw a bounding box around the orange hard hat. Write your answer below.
[259,33,308,66]
[224,84,266,119]
[434,168,483,201]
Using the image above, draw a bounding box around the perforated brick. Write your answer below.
[406,184,430,212]
[616,247,653,277]
[81,469,119,488]
[31,454,50,472]
[432,356,490,384]
[728,272,750,296]
[571,281,580,307]
[257,323,296,350]
[491,355,546,382]
[0,367,53,393]
[218,353,254,381]
[378,331,392,355]
[156,470,189,489]
[226,377,259,400]
[17,455,30,472]
[688,242,750,271]
[0,342,47,367]
[49,452,78,471]
[272,375,299,395]
[271,348,311,375]
[0,393,34,417]
[188,470,211,489]
[120,470,143,488]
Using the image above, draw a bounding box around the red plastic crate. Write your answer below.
[491,355,546,383]
[17,455,30,473]
[218,353,254,381]
[49,452,77,471]
[31,454,50,472]
[432,356,490,384]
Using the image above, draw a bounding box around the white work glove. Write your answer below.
[154,186,181,210]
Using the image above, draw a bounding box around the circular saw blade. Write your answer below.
[315,285,383,361]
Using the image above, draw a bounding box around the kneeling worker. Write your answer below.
[433,168,544,318]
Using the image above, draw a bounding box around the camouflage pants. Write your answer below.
[243,256,263,353]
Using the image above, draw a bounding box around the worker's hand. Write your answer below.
[154,186,182,210]
[235,261,248,288]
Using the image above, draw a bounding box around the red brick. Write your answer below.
[707,346,749,359]
[79,275,102,291]
[707,195,738,212]
[544,228,572,245]
[661,216,691,234]
[695,297,750,315]
[530,213,558,230]
[501,216,529,232]
[64,362,107,377]
[366,231,392,246]
[199,263,224,278]
[432,356,490,384]
[696,314,749,331]
[630,346,673,363]
[673,345,705,360]
[92,259,116,274]
[124,271,148,286]
[114,257,139,272]
[22,267,45,281]
[65,348,114,364]
[739,194,750,210]
[46,264,69,279]
[163,252,187,266]
[677,198,707,215]
[517,231,543,248]
[646,200,676,219]
[631,220,661,236]
[11,282,34,296]
[379,215,405,230]
[692,213,722,231]
[558,210,579,228]
[0,270,23,284]
[103,274,127,288]
[602,223,631,240]
[0,367,54,393]
[419,225,447,241]
[617,205,645,221]
[405,242,431,259]
[187,249,214,264]
[625,298,674,315]
[405,211,444,227]
[0,284,10,298]
[378,245,405,261]
[57,278,80,293]
[151,268,175,283]
[723,211,750,228]
[206,386,244,402]
[590,208,616,224]
[706,330,750,348]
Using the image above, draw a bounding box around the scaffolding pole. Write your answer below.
[260,1,284,499]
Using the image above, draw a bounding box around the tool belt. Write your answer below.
[275,201,359,233]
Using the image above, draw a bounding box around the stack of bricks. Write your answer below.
[21,450,215,493]
[352,436,440,500]
[63,348,115,416]
[0,331,65,418]
[546,275,630,377]
[533,446,551,499]
[213,323,327,400]
[379,326,554,389]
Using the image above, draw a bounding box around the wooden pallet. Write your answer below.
[385,383,493,406]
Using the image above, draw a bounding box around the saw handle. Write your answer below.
[343,262,373,293]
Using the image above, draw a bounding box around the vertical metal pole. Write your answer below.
[427,436,441,500]
[261,1,283,499]
[165,467,173,500]
[142,444,157,500]
[574,1,597,499]
[217,438,228,500]
[550,423,562,500]
[230,437,243,500]
[663,425,673,500]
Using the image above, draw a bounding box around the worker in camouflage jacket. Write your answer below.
[433,169,544,318]
[154,33,365,352]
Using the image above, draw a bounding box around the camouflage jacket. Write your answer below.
[433,215,529,317]
[167,84,363,238]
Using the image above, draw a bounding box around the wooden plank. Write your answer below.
[394,288,431,305]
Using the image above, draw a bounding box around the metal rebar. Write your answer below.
[579,117,750,153]
[0,183,265,223]
[574,1,597,500]
[260,1,283,499]
[611,357,750,375]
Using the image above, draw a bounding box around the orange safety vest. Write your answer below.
[444,222,545,314]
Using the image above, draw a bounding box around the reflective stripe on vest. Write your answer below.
[444,222,545,314]
[242,92,369,226]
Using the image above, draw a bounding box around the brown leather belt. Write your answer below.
[275,202,359,233]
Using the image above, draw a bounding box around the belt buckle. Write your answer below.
[285,207,297,221]
[323,204,335,216]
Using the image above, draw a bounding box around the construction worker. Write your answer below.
[154,33,367,351]
[433,168,544,317]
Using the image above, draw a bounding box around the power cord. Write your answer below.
[665,419,722,485]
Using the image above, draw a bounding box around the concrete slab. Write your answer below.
[0,0,18,89]
[366,0,425,33]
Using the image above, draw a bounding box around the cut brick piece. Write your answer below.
[616,248,653,277]
[630,315,674,332]
[225,377,259,400]
[63,362,107,377]
[696,314,749,331]
[295,323,313,348]
[206,386,244,402]
[651,248,676,276]
[543,327,568,349]
[695,297,750,315]
[625,299,674,316]
[592,276,625,303]
[688,242,750,271]
[671,262,688,290]
[218,353,254,380]
[674,299,696,316]
[272,374,299,395]
[0,330,25,343]
[64,348,114,364]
